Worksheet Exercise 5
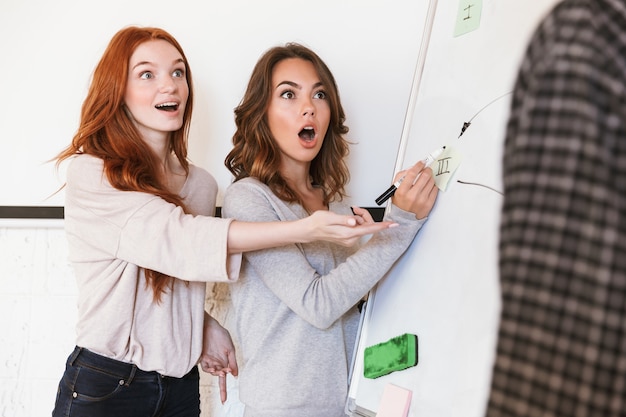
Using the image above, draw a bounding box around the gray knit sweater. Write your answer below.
[222,177,425,417]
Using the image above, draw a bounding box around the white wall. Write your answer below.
[1,0,428,208]
[0,223,75,417]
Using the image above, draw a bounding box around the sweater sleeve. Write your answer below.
[222,179,426,329]
[65,155,238,282]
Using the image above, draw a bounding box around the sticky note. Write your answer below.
[377,383,412,417]
[431,146,462,191]
[454,0,483,37]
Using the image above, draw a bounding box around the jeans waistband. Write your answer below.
[68,346,160,385]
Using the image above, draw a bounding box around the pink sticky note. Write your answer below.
[377,383,412,417]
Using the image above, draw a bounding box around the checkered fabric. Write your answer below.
[486,1,626,416]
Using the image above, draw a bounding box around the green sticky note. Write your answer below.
[363,333,418,379]
[454,0,483,37]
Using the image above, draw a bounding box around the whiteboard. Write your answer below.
[347,1,561,416]
[0,0,429,208]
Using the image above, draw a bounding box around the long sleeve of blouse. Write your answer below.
[65,154,239,282]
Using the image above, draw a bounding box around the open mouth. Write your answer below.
[298,126,315,142]
[155,102,179,112]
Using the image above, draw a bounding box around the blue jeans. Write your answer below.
[52,346,200,417]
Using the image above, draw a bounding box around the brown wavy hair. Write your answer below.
[224,43,350,205]
[55,26,194,302]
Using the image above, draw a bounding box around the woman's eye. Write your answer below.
[280,90,295,99]
[173,69,185,78]
[139,71,154,80]
[314,91,327,100]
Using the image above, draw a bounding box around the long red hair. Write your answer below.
[55,26,194,302]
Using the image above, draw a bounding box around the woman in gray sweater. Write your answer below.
[223,43,438,417]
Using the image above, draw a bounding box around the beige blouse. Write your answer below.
[64,154,240,377]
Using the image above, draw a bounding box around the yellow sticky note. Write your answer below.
[430,146,462,191]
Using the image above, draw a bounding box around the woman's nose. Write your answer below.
[302,100,315,117]
[160,76,177,93]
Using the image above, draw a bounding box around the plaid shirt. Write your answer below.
[486,1,626,416]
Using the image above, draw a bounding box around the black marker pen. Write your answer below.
[375,146,445,206]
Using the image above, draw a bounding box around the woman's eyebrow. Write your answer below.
[275,80,300,89]
[131,58,185,70]
[275,80,324,89]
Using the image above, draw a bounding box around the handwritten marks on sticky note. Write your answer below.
[430,146,462,191]
[454,0,483,37]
